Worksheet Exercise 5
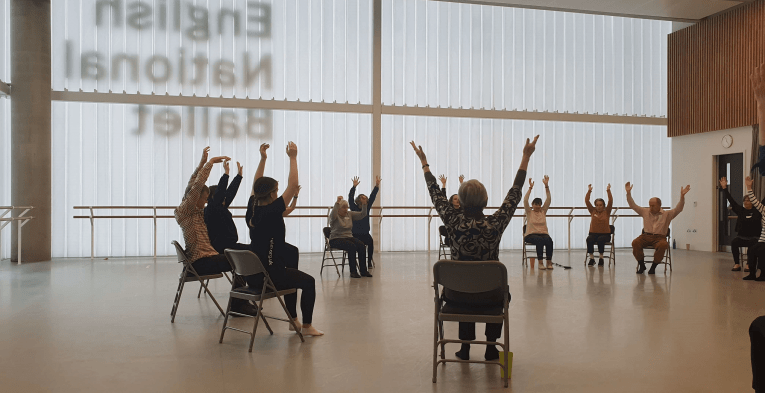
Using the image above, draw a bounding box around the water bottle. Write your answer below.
[672,239,676,249]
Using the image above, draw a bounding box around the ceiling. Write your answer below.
[439,0,750,22]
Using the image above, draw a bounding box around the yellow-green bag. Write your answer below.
[498,352,513,379]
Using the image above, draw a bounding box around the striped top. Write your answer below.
[174,162,219,264]
[746,190,765,243]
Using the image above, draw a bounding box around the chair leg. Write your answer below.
[275,293,305,342]
[223,272,232,283]
[171,278,186,323]
[219,296,233,343]
[197,280,207,298]
[197,277,225,316]
[249,298,266,352]
[439,320,445,359]
[432,313,440,383]
[328,249,341,277]
[504,313,510,388]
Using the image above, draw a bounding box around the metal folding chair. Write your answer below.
[639,228,673,272]
[521,225,535,267]
[221,249,305,352]
[438,226,451,260]
[170,240,228,323]
[320,227,347,276]
[432,260,510,388]
[583,225,616,267]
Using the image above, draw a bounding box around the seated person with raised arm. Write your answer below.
[627,182,690,274]
[348,176,380,270]
[175,147,256,316]
[205,159,249,253]
[720,177,761,272]
[585,183,614,267]
[744,176,765,281]
[410,136,538,362]
[439,174,464,210]
[524,176,554,270]
[329,196,370,278]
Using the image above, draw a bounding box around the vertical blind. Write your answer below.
[379,116,671,251]
[0,0,10,259]
[383,0,671,117]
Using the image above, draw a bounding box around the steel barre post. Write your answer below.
[72,205,662,258]
[0,207,35,264]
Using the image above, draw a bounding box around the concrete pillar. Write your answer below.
[371,0,382,255]
[11,0,51,262]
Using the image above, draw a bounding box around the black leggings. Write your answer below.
[213,242,250,255]
[191,254,233,275]
[244,268,316,324]
[329,237,368,274]
[353,233,374,263]
[524,234,554,260]
[749,243,765,273]
[732,237,759,265]
[586,233,612,255]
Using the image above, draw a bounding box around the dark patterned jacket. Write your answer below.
[425,170,526,261]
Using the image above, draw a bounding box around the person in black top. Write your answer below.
[720,177,762,271]
[204,159,249,254]
[438,174,464,209]
[348,176,380,269]
[245,142,322,337]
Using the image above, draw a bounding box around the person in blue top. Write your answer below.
[348,176,380,270]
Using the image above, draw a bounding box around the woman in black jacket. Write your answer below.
[720,177,762,271]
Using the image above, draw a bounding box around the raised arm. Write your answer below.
[211,167,229,207]
[668,185,691,218]
[585,185,594,213]
[625,182,646,215]
[251,143,269,196]
[179,156,228,210]
[492,136,538,230]
[225,162,243,207]
[368,177,380,208]
[329,196,343,224]
[410,142,457,224]
[542,175,551,211]
[184,147,209,198]
[283,186,300,216]
[746,176,765,215]
[280,142,300,202]
[350,203,368,220]
[348,177,359,210]
[606,184,613,213]
[523,179,533,211]
[719,177,742,215]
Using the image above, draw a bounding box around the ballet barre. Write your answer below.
[0,206,35,264]
[73,205,665,259]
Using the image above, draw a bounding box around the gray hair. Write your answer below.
[458,179,488,209]
[338,199,350,209]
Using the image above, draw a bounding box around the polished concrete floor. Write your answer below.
[0,249,762,392]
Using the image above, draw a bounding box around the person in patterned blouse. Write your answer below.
[410,135,538,362]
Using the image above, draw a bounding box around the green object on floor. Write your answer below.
[498,352,513,379]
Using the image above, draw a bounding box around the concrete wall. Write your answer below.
[671,126,752,252]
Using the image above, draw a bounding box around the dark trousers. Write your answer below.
[749,243,765,273]
[586,233,612,255]
[244,268,316,324]
[732,237,758,265]
[282,243,300,269]
[524,234,554,260]
[353,232,374,265]
[444,289,504,343]
[751,316,765,392]
[329,237,368,274]
[213,242,249,255]
[190,254,249,308]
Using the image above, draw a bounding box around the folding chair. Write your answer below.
[320,227,347,276]
[432,260,510,388]
[220,249,304,352]
[521,225,535,267]
[438,225,451,260]
[639,229,673,272]
[170,240,228,323]
[742,246,749,271]
[583,225,616,267]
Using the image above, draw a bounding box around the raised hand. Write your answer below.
[529,178,535,189]
[352,176,361,187]
[523,135,540,157]
[438,175,447,186]
[295,185,302,196]
[459,175,464,184]
[376,176,381,187]
[286,141,298,158]
[259,143,269,159]
[747,176,755,189]
[337,196,344,202]
[751,63,765,103]
[607,183,611,191]
[680,185,691,197]
[542,175,550,186]
[200,146,210,164]
[209,156,231,164]
[223,159,230,174]
[719,177,728,189]
[237,161,243,176]
[409,141,428,164]
[625,182,634,193]
[588,184,593,192]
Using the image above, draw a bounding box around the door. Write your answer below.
[718,153,744,251]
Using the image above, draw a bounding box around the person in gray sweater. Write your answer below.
[329,196,370,278]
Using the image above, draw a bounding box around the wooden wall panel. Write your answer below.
[668,0,765,137]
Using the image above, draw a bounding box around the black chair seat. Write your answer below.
[184,272,223,281]
[441,303,503,316]
[231,285,296,298]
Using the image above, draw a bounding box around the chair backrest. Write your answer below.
[610,225,615,235]
[439,225,448,237]
[323,227,331,240]
[433,260,507,294]
[225,249,267,277]
[666,228,671,238]
[171,241,187,264]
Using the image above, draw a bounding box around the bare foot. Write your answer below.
[289,318,303,332]
[302,325,324,337]
[546,261,553,270]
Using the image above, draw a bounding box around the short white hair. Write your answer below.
[458,179,488,209]
[338,199,349,209]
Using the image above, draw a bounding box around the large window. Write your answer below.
[1,0,10,259]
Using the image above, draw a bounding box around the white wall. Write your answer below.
[671,126,752,252]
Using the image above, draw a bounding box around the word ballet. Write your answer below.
[133,105,273,139]
[95,0,271,40]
